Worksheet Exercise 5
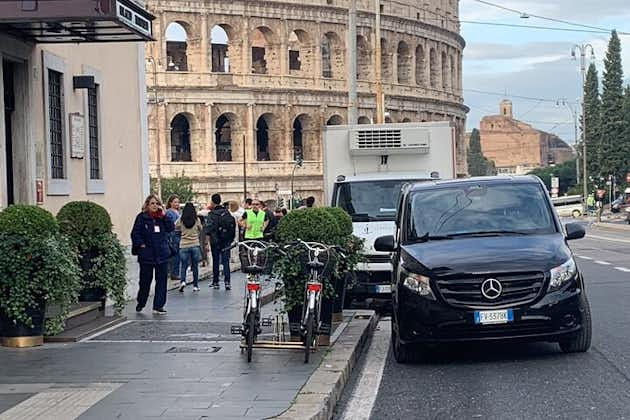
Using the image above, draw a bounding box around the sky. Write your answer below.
[460,0,630,144]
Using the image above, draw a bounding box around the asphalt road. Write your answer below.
[337,224,630,420]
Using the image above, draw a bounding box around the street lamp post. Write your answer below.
[290,157,304,210]
[146,56,163,199]
[571,44,595,214]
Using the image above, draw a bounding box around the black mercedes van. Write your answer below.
[375,176,592,363]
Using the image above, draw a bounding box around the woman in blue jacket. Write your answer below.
[131,195,175,314]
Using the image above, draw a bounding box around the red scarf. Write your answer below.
[149,210,163,220]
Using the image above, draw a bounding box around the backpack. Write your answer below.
[211,208,235,244]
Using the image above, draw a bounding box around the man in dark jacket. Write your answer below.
[131,196,175,314]
[205,193,236,290]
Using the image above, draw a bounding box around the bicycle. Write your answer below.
[226,240,277,362]
[294,240,340,363]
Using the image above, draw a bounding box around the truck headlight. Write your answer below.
[402,272,435,300]
[549,258,577,291]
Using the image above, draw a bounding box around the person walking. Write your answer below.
[131,195,175,315]
[176,203,203,293]
[240,199,269,240]
[205,194,236,290]
[165,195,181,281]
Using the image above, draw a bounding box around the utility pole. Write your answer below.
[374,0,384,123]
[242,134,247,202]
[147,56,162,199]
[347,0,358,125]
[571,44,595,215]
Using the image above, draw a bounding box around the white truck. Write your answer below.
[323,121,457,307]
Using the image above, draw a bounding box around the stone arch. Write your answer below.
[251,26,280,75]
[322,32,343,79]
[397,41,411,84]
[292,113,318,161]
[255,113,282,161]
[429,48,438,88]
[326,114,344,126]
[441,50,449,89]
[356,34,371,80]
[450,53,456,91]
[358,116,372,124]
[402,117,412,123]
[380,38,391,82]
[211,24,233,73]
[170,113,193,161]
[415,44,425,86]
[215,113,238,162]
[166,21,191,71]
[288,29,314,74]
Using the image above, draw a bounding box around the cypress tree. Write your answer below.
[582,63,601,177]
[599,30,625,180]
[467,128,493,176]
[623,86,630,182]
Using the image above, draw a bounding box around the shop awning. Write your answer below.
[0,0,154,43]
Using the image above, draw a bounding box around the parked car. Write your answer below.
[375,176,592,363]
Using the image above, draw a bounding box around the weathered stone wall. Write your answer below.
[146,0,468,206]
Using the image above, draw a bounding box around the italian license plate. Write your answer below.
[474,309,514,325]
[374,285,392,294]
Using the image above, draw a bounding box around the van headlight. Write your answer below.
[549,258,577,291]
[402,271,435,300]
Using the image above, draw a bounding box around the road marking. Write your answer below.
[0,383,122,420]
[576,256,593,260]
[340,320,390,420]
[586,234,630,244]
[615,267,630,273]
[595,260,612,266]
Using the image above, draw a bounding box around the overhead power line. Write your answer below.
[464,88,579,104]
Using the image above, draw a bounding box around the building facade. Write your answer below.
[479,100,575,175]
[0,0,154,242]
[146,0,468,205]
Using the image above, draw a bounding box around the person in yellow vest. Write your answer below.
[239,199,270,240]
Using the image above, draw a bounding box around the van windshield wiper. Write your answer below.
[445,230,528,238]
[408,232,454,243]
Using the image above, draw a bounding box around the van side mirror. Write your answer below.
[374,235,396,252]
[565,223,585,241]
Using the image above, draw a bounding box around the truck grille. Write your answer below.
[434,271,546,308]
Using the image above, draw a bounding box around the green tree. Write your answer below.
[528,159,577,195]
[583,62,601,177]
[599,30,626,180]
[622,85,630,185]
[151,172,195,203]
[467,129,496,176]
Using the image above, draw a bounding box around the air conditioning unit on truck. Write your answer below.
[323,121,457,307]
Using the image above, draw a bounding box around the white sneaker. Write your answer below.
[193,286,200,292]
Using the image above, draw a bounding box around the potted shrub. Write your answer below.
[0,205,81,347]
[274,207,362,342]
[57,201,128,314]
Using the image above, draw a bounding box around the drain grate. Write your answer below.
[166,346,222,354]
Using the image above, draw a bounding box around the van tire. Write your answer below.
[559,295,592,353]
[391,317,414,363]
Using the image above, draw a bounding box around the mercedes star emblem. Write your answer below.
[481,278,503,300]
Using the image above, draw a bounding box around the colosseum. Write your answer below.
[145,0,468,205]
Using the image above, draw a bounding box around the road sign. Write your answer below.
[551,177,559,189]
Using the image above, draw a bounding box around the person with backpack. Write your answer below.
[176,203,203,293]
[205,194,236,290]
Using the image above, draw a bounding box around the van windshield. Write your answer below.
[406,183,557,243]
[335,180,427,222]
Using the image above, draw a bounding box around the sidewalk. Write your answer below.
[0,272,362,420]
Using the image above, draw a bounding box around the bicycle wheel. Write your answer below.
[246,310,256,363]
[304,311,314,364]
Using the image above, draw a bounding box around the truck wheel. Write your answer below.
[559,295,592,353]
[391,317,414,363]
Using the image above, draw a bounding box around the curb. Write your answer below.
[271,309,377,420]
[592,222,630,232]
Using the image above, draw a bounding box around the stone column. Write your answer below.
[158,103,169,164]
[200,15,208,72]
[242,18,251,76]
[284,105,293,161]
[206,103,214,162]
[247,103,256,163]
[280,19,288,78]
[392,52,398,84]
[314,23,322,88]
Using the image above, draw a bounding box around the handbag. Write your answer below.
[167,233,178,257]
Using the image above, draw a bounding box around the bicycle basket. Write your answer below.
[298,246,335,279]
[239,245,271,274]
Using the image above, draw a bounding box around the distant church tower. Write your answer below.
[500,99,513,118]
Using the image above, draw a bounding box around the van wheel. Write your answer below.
[572,209,582,218]
[391,317,414,363]
[559,295,592,353]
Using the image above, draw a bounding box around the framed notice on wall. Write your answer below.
[70,112,85,159]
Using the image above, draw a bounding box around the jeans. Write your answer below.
[169,233,181,278]
[211,242,231,285]
[137,262,168,310]
[179,246,202,287]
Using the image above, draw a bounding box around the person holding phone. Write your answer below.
[131,194,175,315]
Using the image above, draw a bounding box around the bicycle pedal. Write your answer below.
[230,325,243,335]
[261,318,273,327]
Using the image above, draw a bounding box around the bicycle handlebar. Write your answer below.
[223,240,277,252]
